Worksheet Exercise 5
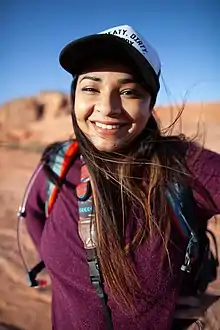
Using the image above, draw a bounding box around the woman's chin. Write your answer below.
[94,144,119,153]
[91,138,122,153]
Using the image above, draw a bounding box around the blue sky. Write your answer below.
[1,0,220,106]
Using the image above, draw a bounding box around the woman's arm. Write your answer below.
[25,164,47,255]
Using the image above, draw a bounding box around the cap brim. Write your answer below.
[59,34,159,95]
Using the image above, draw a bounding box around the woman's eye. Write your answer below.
[81,87,98,93]
[120,89,142,98]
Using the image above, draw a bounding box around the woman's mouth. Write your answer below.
[94,122,120,130]
[91,121,127,135]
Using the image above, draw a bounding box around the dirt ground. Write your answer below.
[0,147,219,330]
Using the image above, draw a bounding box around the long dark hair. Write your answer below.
[69,78,191,312]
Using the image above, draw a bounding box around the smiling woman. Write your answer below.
[20,24,220,330]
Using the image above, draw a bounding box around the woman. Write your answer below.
[24,25,220,329]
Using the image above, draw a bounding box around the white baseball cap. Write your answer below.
[59,25,161,98]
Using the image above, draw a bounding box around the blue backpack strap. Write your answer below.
[166,183,199,273]
[45,140,78,216]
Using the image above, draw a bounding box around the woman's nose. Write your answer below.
[95,92,122,116]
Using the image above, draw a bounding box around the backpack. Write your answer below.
[17,140,219,324]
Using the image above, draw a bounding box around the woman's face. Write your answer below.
[74,62,152,152]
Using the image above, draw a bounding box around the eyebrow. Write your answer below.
[79,76,101,83]
[79,76,138,85]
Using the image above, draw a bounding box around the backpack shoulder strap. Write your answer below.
[17,140,78,287]
[45,140,78,216]
[166,183,199,272]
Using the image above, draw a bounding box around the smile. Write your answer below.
[94,122,120,130]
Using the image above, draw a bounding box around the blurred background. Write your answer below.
[0,0,219,329]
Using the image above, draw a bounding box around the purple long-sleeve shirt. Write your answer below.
[25,143,220,330]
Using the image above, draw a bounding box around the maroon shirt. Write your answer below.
[25,143,220,330]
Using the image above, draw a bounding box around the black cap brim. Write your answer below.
[59,34,159,96]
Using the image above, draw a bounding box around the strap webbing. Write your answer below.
[77,162,114,330]
[87,249,114,330]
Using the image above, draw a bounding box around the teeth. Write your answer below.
[95,122,120,130]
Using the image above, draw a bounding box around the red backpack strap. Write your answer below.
[45,140,78,216]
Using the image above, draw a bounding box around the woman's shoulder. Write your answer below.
[26,140,81,214]
[29,140,80,195]
[162,137,220,215]
[185,141,220,167]
[163,137,220,171]
[184,141,220,181]
[184,141,220,215]
[41,139,78,163]
[41,139,81,187]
